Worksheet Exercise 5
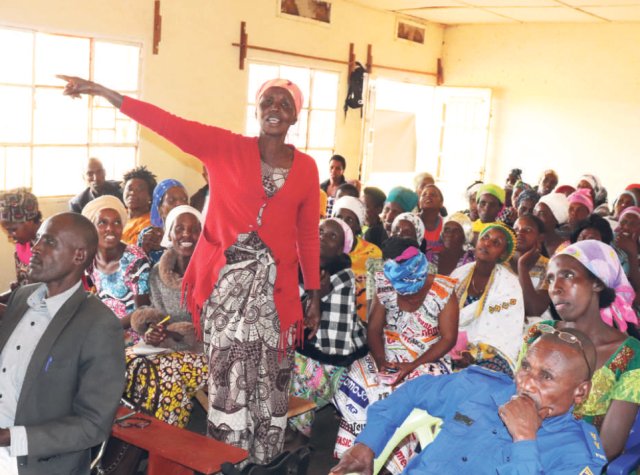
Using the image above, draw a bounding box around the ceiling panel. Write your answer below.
[561,0,640,5]
[345,0,640,23]
[407,7,518,22]
[349,0,464,9]
[461,0,558,6]
[580,5,640,19]
[395,1,468,11]
[484,5,604,20]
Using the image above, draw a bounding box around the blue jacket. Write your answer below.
[357,366,607,474]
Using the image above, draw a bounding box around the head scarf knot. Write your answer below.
[619,206,640,222]
[392,212,425,244]
[81,195,128,226]
[479,222,517,263]
[383,246,428,295]
[476,183,505,205]
[0,188,39,223]
[516,189,540,208]
[386,187,419,212]
[568,189,594,214]
[161,205,204,248]
[444,212,473,244]
[151,179,185,227]
[557,240,638,331]
[538,192,570,225]
[325,218,354,254]
[256,79,304,117]
[333,196,366,227]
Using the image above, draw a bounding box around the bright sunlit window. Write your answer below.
[0,26,141,196]
[245,62,339,181]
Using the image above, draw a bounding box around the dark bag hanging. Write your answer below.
[93,356,162,475]
[343,62,366,118]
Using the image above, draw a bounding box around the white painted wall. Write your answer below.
[443,23,640,197]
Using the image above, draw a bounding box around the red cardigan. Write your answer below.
[121,97,320,344]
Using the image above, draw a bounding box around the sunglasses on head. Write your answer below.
[536,323,593,379]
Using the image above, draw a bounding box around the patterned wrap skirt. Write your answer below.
[201,231,294,464]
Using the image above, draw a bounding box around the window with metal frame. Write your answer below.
[245,62,339,182]
[0,26,141,196]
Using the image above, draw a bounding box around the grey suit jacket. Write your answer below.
[0,284,126,475]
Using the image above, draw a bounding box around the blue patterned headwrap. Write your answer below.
[151,179,185,227]
[383,247,429,295]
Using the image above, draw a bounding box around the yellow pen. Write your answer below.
[146,315,170,334]
[157,315,171,326]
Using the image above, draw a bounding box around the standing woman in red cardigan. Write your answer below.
[58,75,321,463]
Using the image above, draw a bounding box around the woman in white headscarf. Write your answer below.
[534,192,570,256]
[125,205,208,428]
[148,205,203,325]
[333,196,382,322]
[434,212,475,276]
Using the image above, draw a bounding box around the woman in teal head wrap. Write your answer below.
[381,187,418,235]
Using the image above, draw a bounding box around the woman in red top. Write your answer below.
[418,184,445,262]
[59,75,321,463]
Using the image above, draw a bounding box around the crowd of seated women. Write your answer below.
[1,150,639,473]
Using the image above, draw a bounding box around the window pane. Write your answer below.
[89,146,136,182]
[32,147,86,196]
[34,88,89,144]
[93,107,117,129]
[0,147,30,190]
[115,118,138,143]
[245,106,260,137]
[287,109,308,148]
[35,33,90,85]
[247,63,279,105]
[311,71,339,109]
[94,42,140,91]
[280,66,310,108]
[0,28,33,85]
[92,129,115,143]
[0,86,32,143]
[307,110,335,148]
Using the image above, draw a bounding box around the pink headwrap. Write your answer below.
[568,188,594,214]
[324,218,354,254]
[619,206,640,222]
[255,79,303,117]
[558,241,638,331]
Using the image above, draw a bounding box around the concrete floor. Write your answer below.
[185,400,341,475]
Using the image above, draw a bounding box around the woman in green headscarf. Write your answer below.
[450,223,525,376]
[471,183,505,245]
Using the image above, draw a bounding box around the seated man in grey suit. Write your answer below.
[0,212,126,475]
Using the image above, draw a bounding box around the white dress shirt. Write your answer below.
[0,281,82,473]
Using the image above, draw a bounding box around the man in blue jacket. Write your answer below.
[330,328,607,474]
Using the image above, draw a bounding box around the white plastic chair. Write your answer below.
[346,408,442,475]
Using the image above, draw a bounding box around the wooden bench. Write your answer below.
[111,406,248,475]
[194,390,317,419]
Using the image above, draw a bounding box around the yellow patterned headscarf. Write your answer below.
[479,222,517,263]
